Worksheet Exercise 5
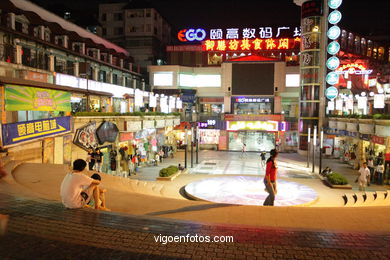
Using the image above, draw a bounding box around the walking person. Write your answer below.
[358,162,370,191]
[260,152,266,168]
[241,143,247,158]
[263,149,278,206]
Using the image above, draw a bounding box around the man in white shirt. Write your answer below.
[60,159,106,210]
[358,162,370,191]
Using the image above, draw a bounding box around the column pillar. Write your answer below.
[49,55,55,72]
[295,0,328,154]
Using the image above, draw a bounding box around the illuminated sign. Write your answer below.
[226,121,281,131]
[327,41,340,55]
[325,86,338,100]
[203,38,299,52]
[178,28,207,42]
[198,120,216,128]
[326,72,339,85]
[328,0,343,9]
[326,56,340,70]
[328,10,342,24]
[234,97,270,103]
[2,117,71,146]
[335,63,373,75]
[178,26,301,42]
[374,94,385,109]
[327,25,341,40]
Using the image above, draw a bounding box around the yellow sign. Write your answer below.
[226,121,279,131]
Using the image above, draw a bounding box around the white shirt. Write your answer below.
[60,172,93,209]
[358,167,370,182]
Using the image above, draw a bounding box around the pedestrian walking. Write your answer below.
[86,148,96,171]
[94,149,103,172]
[358,162,370,191]
[241,143,247,158]
[260,152,266,168]
[263,149,278,206]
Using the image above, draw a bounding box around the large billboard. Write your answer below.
[232,63,274,95]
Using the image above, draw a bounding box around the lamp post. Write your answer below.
[184,126,188,169]
[195,125,199,164]
[307,127,311,168]
[319,128,324,175]
[190,126,194,168]
[312,126,317,173]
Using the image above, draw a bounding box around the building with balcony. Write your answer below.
[98,2,172,76]
[0,0,181,166]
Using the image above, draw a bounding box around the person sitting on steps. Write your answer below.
[60,159,109,211]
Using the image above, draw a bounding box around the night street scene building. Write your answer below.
[0,0,390,259]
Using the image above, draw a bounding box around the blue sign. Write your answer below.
[2,116,71,146]
[185,29,206,41]
[325,86,339,100]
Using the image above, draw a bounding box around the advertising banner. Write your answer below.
[218,130,228,150]
[73,121,98,151]
[5,84,71,111]
[126,121,142,132]
[1,116,71,146]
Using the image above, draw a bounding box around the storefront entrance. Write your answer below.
[228,131,275,152]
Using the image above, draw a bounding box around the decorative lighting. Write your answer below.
[378,88,384,94]
[348,94,353,99]
[327,41,340,55]
[354,94,359,98]
[361,92,366,97]
[327,26,341,40]
[328,0,343,9]
[328,10,342,25]
[369,92,374,97]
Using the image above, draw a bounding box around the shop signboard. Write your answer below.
[373,94,385,109]
[119,132,134,142]
[96,121,119,145]
[165,119,174,127]
[1,116,71,146]
[359,133,371,141]
[372,135,385,145]
[359,124,374,135]
[155,119,165,128]
[345,131,358,138]
[226,121,279,131]
[5,84,71,112]
[224,114,283,121]
[346,122,358,132]
[25,71,49,83]
[142,120,155,129]
[174,118,181,126]
[126,121,142,132]
[336,121,346,130]
[357,96,367,109]
[375,125,390,137]
[73,121,98,151]
[325,86,338,100]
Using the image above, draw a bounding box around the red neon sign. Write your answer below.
[202,38,297,51]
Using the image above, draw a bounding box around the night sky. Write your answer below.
[30,0,389,41]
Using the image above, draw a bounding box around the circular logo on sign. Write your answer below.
[327,26,341,40]
[325,87,339,100]
[327,41,340,55]
[328,0,343,9]
[326,56,340,70]
[328,10,342,24]
[326,72,339,85]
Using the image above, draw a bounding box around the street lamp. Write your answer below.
[319,128,324,175]
[312,126,317,173]
[307,127,311,168]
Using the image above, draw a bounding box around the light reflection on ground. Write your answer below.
[185,176,318,206]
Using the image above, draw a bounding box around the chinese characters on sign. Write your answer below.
[178,27,301,42]
[235,97,270,103]
[2,117,71,146]
[203,38,299,51]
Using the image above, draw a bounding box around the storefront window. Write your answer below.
[89,96,101,112]
[200,104,223,114]
[285,132,298,147]
[228,131,275,152]
[233,102,272,114]
[71,94,87,113]
[199,129,220,144]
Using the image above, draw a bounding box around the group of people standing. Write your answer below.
[86,148,103,172]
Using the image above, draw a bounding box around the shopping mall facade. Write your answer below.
[0,0,181,167]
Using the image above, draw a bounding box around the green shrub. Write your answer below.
[326,172,348,185]
[159,165,179,177]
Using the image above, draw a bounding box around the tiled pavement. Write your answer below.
[1,192,390,259]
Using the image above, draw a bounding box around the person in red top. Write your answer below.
[263,149,278,206]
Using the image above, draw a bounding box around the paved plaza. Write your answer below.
[1,150,390,259]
